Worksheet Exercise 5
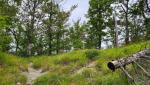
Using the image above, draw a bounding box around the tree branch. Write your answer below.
[120,4,127,14]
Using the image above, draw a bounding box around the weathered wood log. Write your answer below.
[108,49,150,71]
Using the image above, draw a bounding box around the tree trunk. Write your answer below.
[113,13,118,47]
[98,34,101,49]
[108,49,150,71]
[48,30,52,55]
[26,0,36,56]
[125,0,129,45]
[56,31,60,54]
[145,18,150,40]
[48,0,53,55]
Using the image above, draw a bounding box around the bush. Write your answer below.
[85,50,99,60]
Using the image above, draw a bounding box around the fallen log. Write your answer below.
[108,49,150,71]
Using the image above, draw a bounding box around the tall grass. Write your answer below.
[0,52,28,85]
[33,41,150,85]
[0,41,149,85]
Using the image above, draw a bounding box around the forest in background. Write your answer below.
[0,0,150,57]
[0,0,150,85]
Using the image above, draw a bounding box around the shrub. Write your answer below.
[85,50,99,60]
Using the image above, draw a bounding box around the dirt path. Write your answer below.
[21,61,97,84]
[21,63,48,85]
[72,61,97,76]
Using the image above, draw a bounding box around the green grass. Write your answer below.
[0,67,27,85]
[32,41,150,85]
[0,41,150,85]
[0,52,28,85]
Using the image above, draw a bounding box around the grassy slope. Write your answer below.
[31,41,150,85]
[0,41,149,85]
[0,52,28,85]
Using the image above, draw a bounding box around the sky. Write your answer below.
[61,0,90,24]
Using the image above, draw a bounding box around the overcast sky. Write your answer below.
[61,0,89,24]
